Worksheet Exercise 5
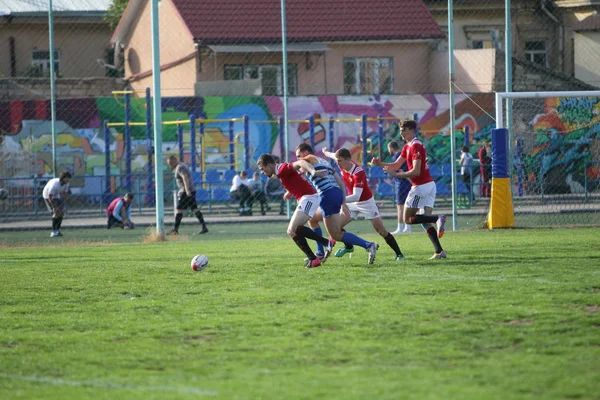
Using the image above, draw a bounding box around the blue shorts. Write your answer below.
[394,181,411,205]
[320,187,343,217]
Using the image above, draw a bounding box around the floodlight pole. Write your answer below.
[281,0,292,218]
[150,0,165,234]
[48,0,58,176]
[505,0,513,177]
[448,0,458,231]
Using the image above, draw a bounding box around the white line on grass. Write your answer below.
[0,373,217,396]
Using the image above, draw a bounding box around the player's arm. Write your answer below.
[372,155,406,169]
[292,159,318,175]
[181,170,192,195]
[394,159,422,178]
[114,201,124,222]
[345,186,363,203]
[321,147,336,160]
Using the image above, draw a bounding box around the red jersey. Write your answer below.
[340,162,372,202]
[400,138,433,186]
[275,162,316,199]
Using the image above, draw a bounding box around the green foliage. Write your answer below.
[1,225,599,399]
[104,0,130,31]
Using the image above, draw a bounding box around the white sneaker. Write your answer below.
[403,226,412,233]
[390,229,402,235]
[367,242,379,264]
[50,231,58,237]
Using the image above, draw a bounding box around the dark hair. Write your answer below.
[388,140,401,151]
[257,154,275,167]
[59,171,72,180]
[296,143,313,154]
[400,120,417,131]
[461,146,470,153]
[335,148,352,160]
[124,192,134,199]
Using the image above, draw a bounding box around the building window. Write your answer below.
[343,57,393,95]
[31,50,60,76]
[224,64,297,96]
[525,41,547,67]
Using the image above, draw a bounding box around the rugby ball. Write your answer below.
[191,254,209,271]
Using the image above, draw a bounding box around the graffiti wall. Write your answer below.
[1,93,599,196]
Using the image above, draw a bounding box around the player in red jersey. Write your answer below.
[315,147,405,261]
[257,154,334,268]
[372,120,447,260]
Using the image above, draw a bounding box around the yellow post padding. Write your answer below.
[487,177,515,228]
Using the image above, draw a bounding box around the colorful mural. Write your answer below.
[1,93,599,198]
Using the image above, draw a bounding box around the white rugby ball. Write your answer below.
[191,254,209,271]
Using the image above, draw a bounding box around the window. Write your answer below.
[224,64,297,96]
[343,57,393,95]
[525,41,547,67]
[31,50,60,76]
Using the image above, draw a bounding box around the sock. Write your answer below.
[194,209,206,227]
[397,223,403,231]
[296,226,329,247]
[56,217,63,230]
[292,234,316,260]
[426,227,443,253]
[341,232,370,249]
[312,227,324,255]
[52,217,58,231]
[174,213,183,230]
[384,233,403,257]
[409,215,438,225]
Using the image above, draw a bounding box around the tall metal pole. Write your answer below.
[150,0,164,233]
[48,0,57,176]
[280,0,290,162]
[505,0,513,181]
[448,0,458,231]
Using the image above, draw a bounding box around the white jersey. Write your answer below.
[42,178,69,199]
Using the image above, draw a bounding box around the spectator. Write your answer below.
[230,170,253,216]
[478,141,492,198]
[106,192,135,229]
[459,146,474,201]
[248,171,271,215]
[42,171,71,238]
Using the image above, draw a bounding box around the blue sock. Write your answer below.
[342,232,370,249]
[312,227,324,255]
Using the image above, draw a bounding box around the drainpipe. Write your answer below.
[540,0,564,72]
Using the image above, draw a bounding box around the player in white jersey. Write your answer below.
[42,171,72,237]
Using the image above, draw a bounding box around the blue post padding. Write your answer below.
[492,128,509,178]
[243,115,249,171]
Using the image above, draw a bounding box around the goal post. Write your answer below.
[491,90,600,229]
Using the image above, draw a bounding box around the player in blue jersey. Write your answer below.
[295,143,379,264]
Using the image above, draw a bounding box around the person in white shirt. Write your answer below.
[459,146,474,201]
[230,170,253,216]
[42,171,72,237]
[247,171,270,215]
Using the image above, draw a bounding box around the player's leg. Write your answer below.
[308,209,326,257]
[323,210,377,264]
[371,216,404,260]
[53,199,65,236]
[287,208,321,268]
[189,191,208,234]
[169,192,187,235]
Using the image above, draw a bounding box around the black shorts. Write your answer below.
[177,191,198,210]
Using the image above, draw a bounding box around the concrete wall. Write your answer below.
[0,78,125,100]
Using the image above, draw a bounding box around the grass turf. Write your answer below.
[0,222,599,399]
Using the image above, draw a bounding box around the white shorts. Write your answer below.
[296,193,320,218]
[405,181,436,209]
[347,197,381,220]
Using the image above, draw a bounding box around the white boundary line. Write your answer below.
[0,374,217,396]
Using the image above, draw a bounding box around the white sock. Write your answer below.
[397,223,403,231]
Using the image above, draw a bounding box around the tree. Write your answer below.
[104,0,129,31]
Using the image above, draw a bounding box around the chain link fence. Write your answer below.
[1,0,600,229]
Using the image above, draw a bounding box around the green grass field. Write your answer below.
[1,222,599,399]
